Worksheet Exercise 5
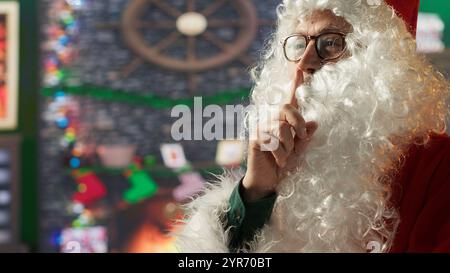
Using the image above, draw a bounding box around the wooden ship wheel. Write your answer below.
[96,0,274,93]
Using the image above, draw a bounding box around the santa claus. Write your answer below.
[174,0,450,253]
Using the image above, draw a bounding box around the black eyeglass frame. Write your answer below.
[282,32,348,62]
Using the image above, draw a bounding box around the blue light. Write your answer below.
[50,230,63,246]
[54,91,66,98]
[66,0,84,9]
[59,35,70,46]
[69,157,81,169]
[56,117,69,129]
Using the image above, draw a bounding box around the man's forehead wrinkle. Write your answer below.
[295,14,352,35]
[295,22,343,36]
[295,9,353,36]
[316,24,343,33]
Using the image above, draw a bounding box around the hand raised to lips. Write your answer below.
[242,70,319,202]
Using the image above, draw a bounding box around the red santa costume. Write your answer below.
[174,0,450,253]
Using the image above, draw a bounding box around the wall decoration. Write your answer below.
[41,85,251,109]
[60,226,108,253]
[42,0,81,87]
[173,171,205,202]
[0,2,18,130]
[71,169,107,206]
[96,0,274,93]
[215,139,245,167]
[160,143,188,169]
[122,160,158,204]
[97,144,136,168]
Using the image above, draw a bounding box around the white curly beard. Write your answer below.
[258,58,403,253]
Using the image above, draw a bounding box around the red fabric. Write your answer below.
[385,0,420,37]
[390,134,450,252]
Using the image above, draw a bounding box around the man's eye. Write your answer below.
[324,40,334,46]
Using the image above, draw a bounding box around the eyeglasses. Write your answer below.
[283,32,347,62]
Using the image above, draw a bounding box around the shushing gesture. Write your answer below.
[243,72,318,202]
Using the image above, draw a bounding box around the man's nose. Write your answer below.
[296,40,322,75]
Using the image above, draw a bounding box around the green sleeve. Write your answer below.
[225,178,277,252]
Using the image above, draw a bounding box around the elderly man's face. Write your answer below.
[289,9,353,80]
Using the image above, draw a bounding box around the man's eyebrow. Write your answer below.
[316,26,343,33]
[296,25,344,35]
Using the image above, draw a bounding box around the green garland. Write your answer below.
[83,165,227,178]
[42,85,251,109]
